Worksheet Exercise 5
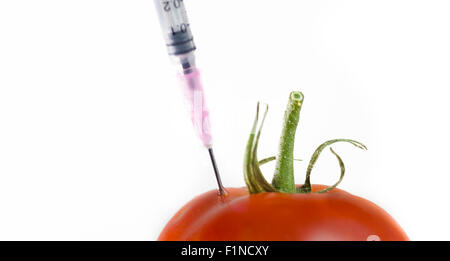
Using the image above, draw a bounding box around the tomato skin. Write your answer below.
[158,185,408,241]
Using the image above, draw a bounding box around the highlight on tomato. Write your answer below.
[159,91,408,241]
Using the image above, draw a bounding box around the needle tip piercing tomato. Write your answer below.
[159,92,408,241]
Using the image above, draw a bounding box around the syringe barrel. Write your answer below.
[153,0,196,56]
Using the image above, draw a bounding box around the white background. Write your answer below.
[0,0,449,240]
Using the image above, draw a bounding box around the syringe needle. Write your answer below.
[207,147,225,196]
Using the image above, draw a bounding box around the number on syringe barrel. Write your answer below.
[162,0,190,35]
[171,23,190,35]
[163,0,183,12]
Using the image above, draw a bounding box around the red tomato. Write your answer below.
[160,93,408,241]
[158,185,408,241]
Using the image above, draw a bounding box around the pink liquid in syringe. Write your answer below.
[178,68,213,148]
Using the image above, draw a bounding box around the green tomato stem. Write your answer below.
[272,91,304,193]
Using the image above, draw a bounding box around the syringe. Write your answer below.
[153,0,225,195]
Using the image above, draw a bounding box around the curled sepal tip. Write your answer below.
[315,147,345,193]
[297,139,367,193]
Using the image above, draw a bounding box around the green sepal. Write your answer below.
[297,139,367,193]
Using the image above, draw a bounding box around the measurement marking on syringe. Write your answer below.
[171,23,190,35]
[163,0,184,12]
